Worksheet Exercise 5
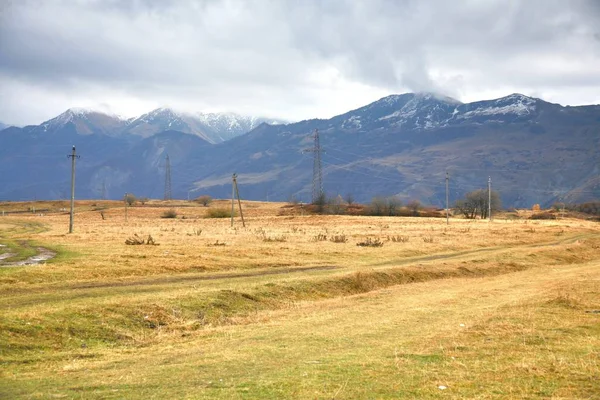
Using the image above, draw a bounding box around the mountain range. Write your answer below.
[0,94,598,208]
[22,107,285,144]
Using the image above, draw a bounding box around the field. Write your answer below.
[0,200,599,399]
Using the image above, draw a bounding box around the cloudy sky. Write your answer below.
[1,0,599,126]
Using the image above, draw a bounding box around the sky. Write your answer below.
[1,0,599,126]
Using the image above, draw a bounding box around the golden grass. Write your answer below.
[0,200,599,398]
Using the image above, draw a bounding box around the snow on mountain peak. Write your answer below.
[458,94,538,120]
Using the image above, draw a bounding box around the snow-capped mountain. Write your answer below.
[123,108,286,143]
[331,92,559,132]
[32,108,129,136]
[2,92,598,207]
[0,121,9,131]
[9,107,286,143]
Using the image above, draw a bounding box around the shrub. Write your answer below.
[529,212,556,220]
[311,233,328,242]
[356,237,384,247]
[261,234,287,243]
[206,208,233,218]
[125,234,158,245]
[389,235,409,243]
[124,193,136,206]
[329,234,348,243]
[161,209,178,218]
[195,195,213,207]
[422,236,434,243]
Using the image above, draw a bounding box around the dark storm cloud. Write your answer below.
[1,0,599,125]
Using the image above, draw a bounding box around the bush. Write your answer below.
[195,195,213,207]
[124,193,136,206]
[311,233,328,242]
[329,234,348,243]
[356,237,384,247]
[125,234,158,245]
[161,209,178,218]
[529,212,556,220]
[206,208,233,218]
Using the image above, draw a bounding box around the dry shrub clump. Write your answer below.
[161,209,178,219]
[530,212,557,220]
[125,234,158,245]
[356,237,384,247]
[206,208,233,218]
[329,234,348,243]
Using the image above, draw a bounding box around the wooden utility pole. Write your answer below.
[233,174,245,227]
[231,175,235,227]
[231,173,245,227]
[445,171,449,225]
[125,193,128,222]
[67,145,80,233]
[488,176,492,221]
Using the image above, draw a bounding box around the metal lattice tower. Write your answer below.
[164,154,172,201]
[310,129,323,203]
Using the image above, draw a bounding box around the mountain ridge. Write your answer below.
[0,92,598,207]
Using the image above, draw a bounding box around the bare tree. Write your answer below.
[407,199,422,216]
[455,189,501,219]
[344,193,355,206]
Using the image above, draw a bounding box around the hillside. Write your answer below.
[0,93,598,207]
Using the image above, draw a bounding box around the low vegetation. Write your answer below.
[205,207,233,218]
[0,198,599,398]
[195,195,213,206]
[160,208,178,218]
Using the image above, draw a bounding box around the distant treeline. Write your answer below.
[559,201,600,216]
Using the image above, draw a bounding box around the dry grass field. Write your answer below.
[0,199,599,399]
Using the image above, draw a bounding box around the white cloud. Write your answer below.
[1,0,599,125]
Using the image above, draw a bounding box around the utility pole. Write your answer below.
[230,173,245,227]
[233,174,245,227]
[488,176,492,221]
[445,171,449,225]
[231,174,235,227]
[303,129,323,203]
[124,193,128,222]
[67,145,80,233]
[164,154,172,201]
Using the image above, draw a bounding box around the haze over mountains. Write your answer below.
[0,93,598,208]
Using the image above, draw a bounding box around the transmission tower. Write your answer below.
[304,129,323,203]
[164,154,172,201]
